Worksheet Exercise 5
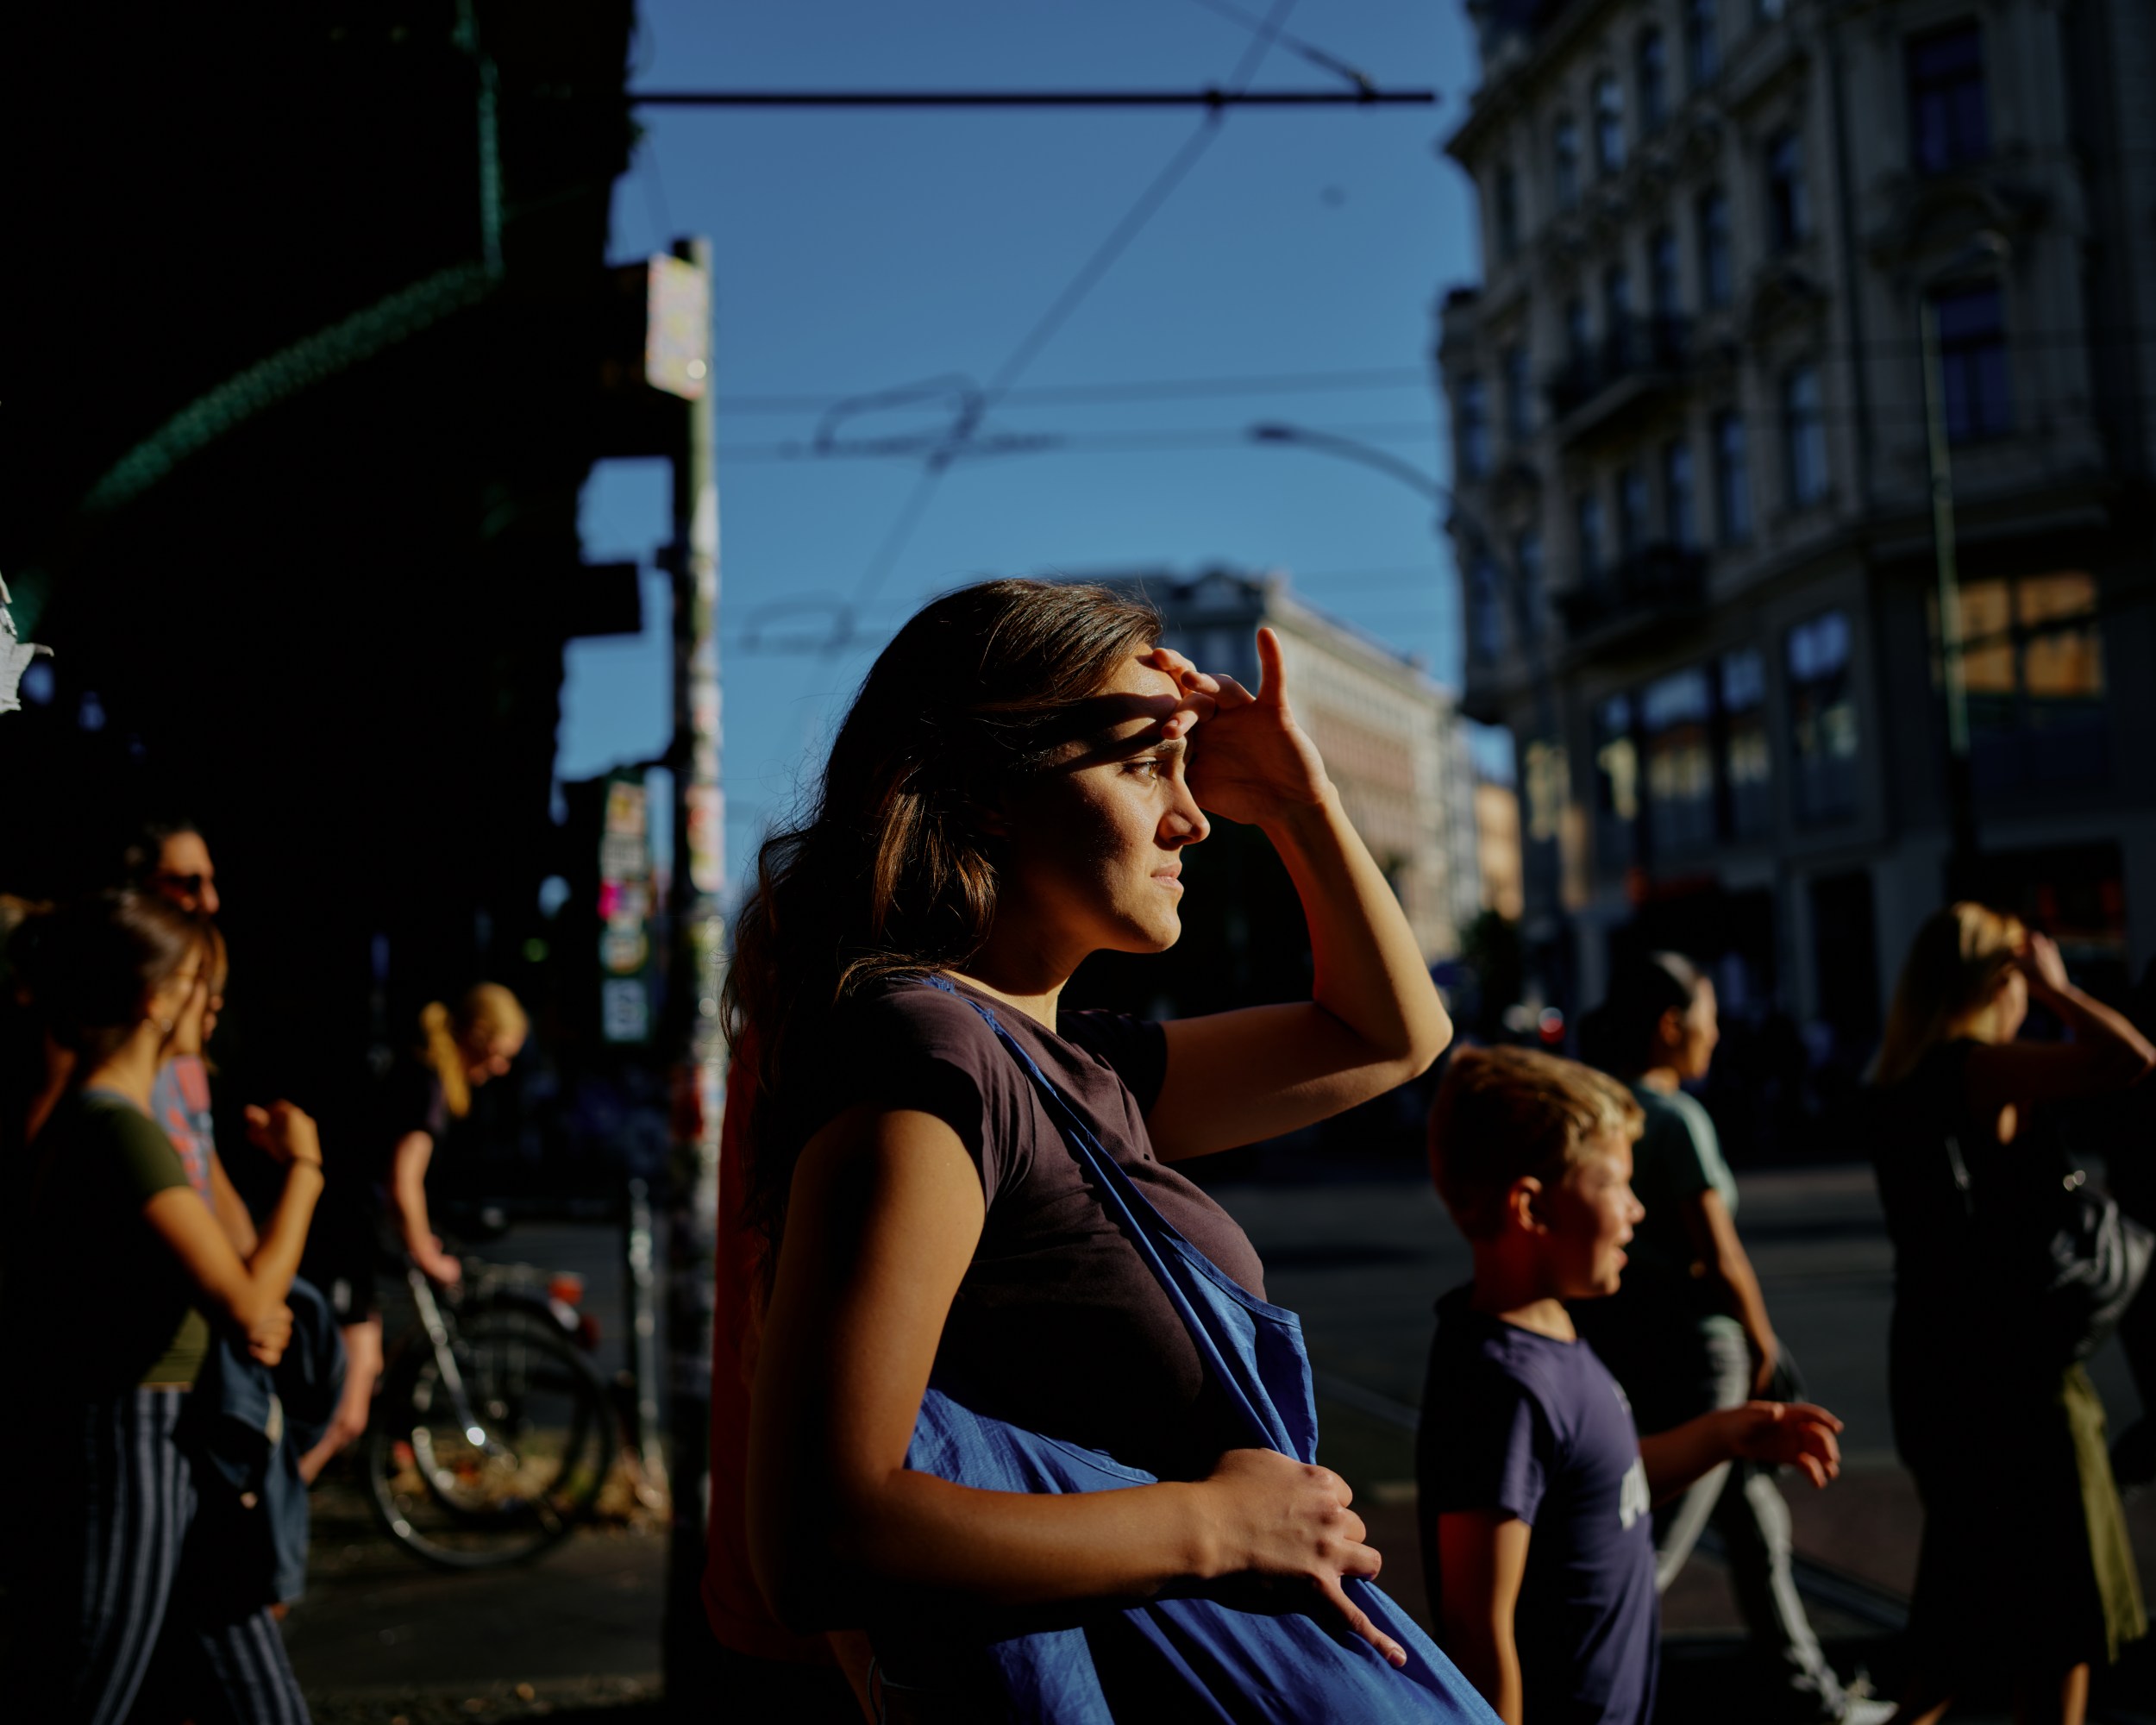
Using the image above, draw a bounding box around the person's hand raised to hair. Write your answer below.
[244,1101,323,1172]
[2016,930,2072,1000]
[1146,628,1331,827]
[1721,1401,1844,1488]
[1193,1446,1408,1668]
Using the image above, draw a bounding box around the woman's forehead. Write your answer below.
[1100,652,1180,707]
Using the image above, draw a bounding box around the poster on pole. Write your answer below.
[599,770,655,1044]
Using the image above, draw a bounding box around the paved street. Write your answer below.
[287,1170,2156,1722]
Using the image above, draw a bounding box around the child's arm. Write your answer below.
[1638,1401,1843,1504]
[1433,1510,1531,1725]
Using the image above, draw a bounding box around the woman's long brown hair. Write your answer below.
[724,577,1161,1263]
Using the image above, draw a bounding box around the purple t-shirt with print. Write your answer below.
[1418,1285,1659,1725]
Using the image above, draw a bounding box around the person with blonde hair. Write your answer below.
[1870,903,2155,1725]
[295,982,527,1480]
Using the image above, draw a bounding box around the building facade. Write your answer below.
[1440,0,2156,1063]
[1097,568,1486,963]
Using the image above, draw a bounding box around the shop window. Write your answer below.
[1908,23,1988,173]
[1788,609,1860,823]
[1595,693,1641,869]
[1954,571,2109,794]
[1644,666,1717,854]
[1719,648,1772,839]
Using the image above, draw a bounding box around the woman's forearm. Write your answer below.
[1263,787,1451,1071]
[760,1468,1216,1630]
[2040,982,2156,1076]
[243,1164,323,1310]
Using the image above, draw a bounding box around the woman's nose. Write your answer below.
[1162,789,1210,846]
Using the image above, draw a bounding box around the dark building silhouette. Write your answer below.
[1,2,639,1120]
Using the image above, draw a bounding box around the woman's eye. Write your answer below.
[1125,756,1163,780]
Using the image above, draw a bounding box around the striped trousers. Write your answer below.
[8,1388,310,1725]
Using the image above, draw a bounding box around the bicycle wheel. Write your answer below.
[367,1319,612,1568]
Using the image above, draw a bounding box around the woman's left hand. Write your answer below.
[1147,627,1331,826]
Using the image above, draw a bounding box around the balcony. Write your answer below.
[1545,315,1692,448]
[1558,543,1706,649]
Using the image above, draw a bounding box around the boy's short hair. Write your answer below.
[1428,1045,1644,1239]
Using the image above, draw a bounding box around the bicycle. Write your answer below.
[364,1254,617,1569]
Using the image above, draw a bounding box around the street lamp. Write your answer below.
[1917,229,2008,890]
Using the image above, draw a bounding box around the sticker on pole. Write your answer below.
[645,254,710,401]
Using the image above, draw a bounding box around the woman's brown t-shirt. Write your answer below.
[809,975,1268,1480]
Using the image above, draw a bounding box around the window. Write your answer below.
[1594,693,1641,868]
[1766,129,1808,251]
[1783,364,1827,505]
[1664,438,1699,549]
[1457,375,1492,479]
[1601,265,1632,336]
[1576,493,1606,584]
[1595,73,1626,175]
[1564,295,1591,363]
[1758,0,1785,20]
[1554,117,1581,211]
[1650,227,1681,321]
[1504,344,1533,442]
[1719,649,1772,839]
[1932,284,2011,442]
[1714,408,1752,543]
[1956,571,2109,794]
[1908,23,1988,174]
[1788,610,1860,823]
[1619,465,1651,559]
[1515,530,1546,642]
[1685,0,1720,89]
[1637,29,1668,132]
[1643,667,1717,853]
[1495,165,1521,260]
[1696,189,1732,308]
[1470,556,1507,664]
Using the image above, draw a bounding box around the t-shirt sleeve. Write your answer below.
[1419,1359,1553,1527]
[103,1107,191,1206]
[1057,1010,1169,1115]
[1640,1096,1717,1202]
[830,986,1033,1209]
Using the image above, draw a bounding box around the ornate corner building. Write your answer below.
[1438,0,2156,1065]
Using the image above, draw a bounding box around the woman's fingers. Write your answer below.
[1253,625,1288,704]
[1319,1574,1407,1668]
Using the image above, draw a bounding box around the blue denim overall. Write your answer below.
[881,979,1497,1722]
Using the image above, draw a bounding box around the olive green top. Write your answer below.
[24,1089,210,1392]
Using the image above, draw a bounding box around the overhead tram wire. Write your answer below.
[815,0,1308,656]
[718,363,1430,416]
[630,88,1431,109]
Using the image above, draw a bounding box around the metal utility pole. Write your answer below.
[655,235,727,1695]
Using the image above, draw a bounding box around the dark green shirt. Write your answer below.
[22,1089,210,1392]
[1623,1083,1740,1331]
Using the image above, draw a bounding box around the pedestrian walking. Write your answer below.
[296,982,527,1480]
[1869,904,2156,1725]
[1417,1044,1850,1725]
[3,889,324,1724]
[128,813,222,918]
[730,578,1495,1719]
[1572,953,1889,1723]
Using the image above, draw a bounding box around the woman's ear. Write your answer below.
[1656,1005,1689,1055]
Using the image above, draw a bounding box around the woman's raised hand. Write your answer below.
[244,1101,324,1172]
[2016,930,2072,1000]
[1194,1446,1407,1668]
[1148,627,1331,826]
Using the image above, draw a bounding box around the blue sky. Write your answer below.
[557,0,1489,889]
